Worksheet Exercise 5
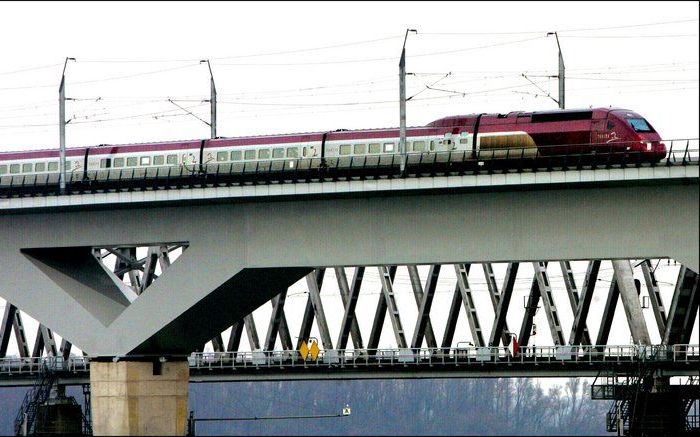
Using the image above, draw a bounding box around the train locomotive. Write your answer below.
[0,107,665,185]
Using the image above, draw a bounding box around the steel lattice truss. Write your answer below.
[1,248,697,360]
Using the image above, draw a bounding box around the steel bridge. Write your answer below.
[1,256,699,383]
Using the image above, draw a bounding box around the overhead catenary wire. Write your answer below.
[0,103,208,129]
[1,78,697,135]
[79,35,403,63]
[560,34,698,39]
[206,79,551,109]
[0,63,62,76]
[419,18,699,36]
[40,18,700,66]
[0,65,694,121]
[2,81,696,132]
[0,62,202,92]
[215,36,545,66]
[0,59,694,102]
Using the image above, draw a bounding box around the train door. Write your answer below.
[590,119,606,143]
[590,115,617,156]
[182,152,196,164]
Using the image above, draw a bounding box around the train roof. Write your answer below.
[427,107,633,127]
[0,124,438,159]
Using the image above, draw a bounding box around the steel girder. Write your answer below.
[612,260,652,345]
[560,261,593,345]
[409,265,439,349]
[296,268,326,350]
[264,290,293,351]
[160,260,697,355]
[1,259,697,360]
[485,263,517,348]
[664,266,700,345]
[335,267,364,350]
[367,266,400,352]
[641,260,668,339]
[568,260,600,345]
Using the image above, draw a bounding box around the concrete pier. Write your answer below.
[90,360,189,436]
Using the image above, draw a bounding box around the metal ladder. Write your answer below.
[683,376,699,431]
[13,363,56,435]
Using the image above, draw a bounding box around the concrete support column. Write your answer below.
[90,360,189,436]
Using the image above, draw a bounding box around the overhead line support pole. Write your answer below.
[58,57,75,195]
[201,60,217,139]
[399,29,417,175]
[547,31,565,109]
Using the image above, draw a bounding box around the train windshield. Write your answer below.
[627,118,655,133]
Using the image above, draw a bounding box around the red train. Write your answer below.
[0,107,665,183]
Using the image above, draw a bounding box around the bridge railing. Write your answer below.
[0,355,89,376]
[0,139,697,198]
[186,344,700,371]
[0,345,697,376]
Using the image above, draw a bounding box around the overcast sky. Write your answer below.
[0,1,698,152]
[0,2,697,354]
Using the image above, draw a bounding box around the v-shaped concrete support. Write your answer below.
[22,247,134,325]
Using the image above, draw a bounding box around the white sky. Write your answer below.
[0,2,698,355]
[0,1,698,152]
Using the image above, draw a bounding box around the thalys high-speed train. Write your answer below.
[0,107,665,179]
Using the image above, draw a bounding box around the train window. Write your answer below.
[339,144,352,155]
[113,158,124,168]
[153,155,165,166]
[627,118,655,133]
[48,162,58,171]
[286,147,299,158]
[10,164,20,174]
[412,141,426,152]
[459,138,469,145]
[127,157,137,167]
[166,154,177,165]
[231,150,242,161]
[258,149,270,159]
[353,144,366,154]
[383,143,395,153]
[430,141,435,151]
[140,156,151,166]
[244,149,256,160]
[35,162,46,172]
[0,165,6,175]
[100,158,112,169]
[22,163,32,173]
[369,143,381,154]
[216,151,227,162]
[272,148,284,159]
